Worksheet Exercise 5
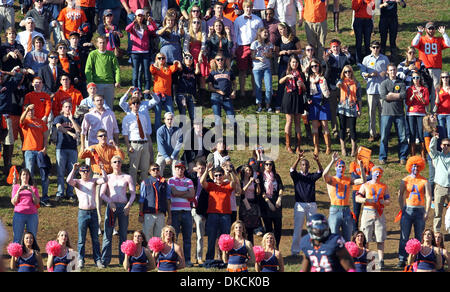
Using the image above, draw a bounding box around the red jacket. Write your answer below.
[437,88,450,115]
[405,85,429,115]
[352,0,374,19]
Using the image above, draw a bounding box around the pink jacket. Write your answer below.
[125,21,157,52]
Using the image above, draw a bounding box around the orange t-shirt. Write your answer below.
[150,64,178,96]
[302,0,327,23]
[206,181,233,214]
[20,118,48,151]
[57,7,88,39]
[219,0,243,22]
[327,176,352,206]
[23,91,51,119]
[352,0,374,19]
[78,144,125,174]
[52,86,83,117]
[413,36,449,69]
[403,175,428,207]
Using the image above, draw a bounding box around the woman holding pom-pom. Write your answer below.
[154,226,185,272]
[123,230,155,272]
[255,232,284,272]
[407,229,442,272]
[10,232,44,272]
[349,231,369,272]
[223,220,255,272]
[47,230,73,272]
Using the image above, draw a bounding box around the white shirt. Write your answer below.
[233,14,263,46]
[119,93,160,135]
[122,111,149,142]
[16,30,45,54]
[267,0,303,27]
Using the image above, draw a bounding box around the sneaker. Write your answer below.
[267,107,273,113]
[400,159,406,165]
[113,229,119,236]
[379,159,386,165]
[78,259,84,269]
[256,107,263,113]
[197,259,204,266]
[41,200,52,207]
[96,260,105,269]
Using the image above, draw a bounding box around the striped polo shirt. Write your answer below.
[168,176,194,211]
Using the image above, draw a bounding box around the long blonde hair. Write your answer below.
[188,17,203,41]
[210,53,230,71]
[230,220,247,240]
[262,232,276,251]
[161,225,176,243]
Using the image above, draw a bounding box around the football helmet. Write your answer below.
[307,213,330,243]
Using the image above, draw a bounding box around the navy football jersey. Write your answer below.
[300,233,346,272]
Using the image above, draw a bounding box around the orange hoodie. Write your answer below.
[52,86,83,117]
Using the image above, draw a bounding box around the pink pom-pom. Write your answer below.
[148,237,165,253]
[218,234,234,252]
[46,240,62,257]
[405,238,421,255]
[121,240,137,256]
[7,242,23,258]
[345,241,360,258]
[253,246,265,262]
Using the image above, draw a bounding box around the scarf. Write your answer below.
[339,78,358,105]
[286,70,302,93]
[264,171,274,198]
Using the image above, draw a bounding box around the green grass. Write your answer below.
[1,0,450,272]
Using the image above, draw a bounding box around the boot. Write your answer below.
[313,133,320,156]
[295,132,302,154]
[409,142,416,156]
[285,133,294,153]
[324,133,332,155]
[340,139,346,156]
[420,142,426,159]
[333,12,340,33]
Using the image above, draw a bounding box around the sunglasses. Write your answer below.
[184,55,193,60]
[442,144,450,147]
[311,64,319,68]
[442,76,449,79]
[214,173,224,177]
[265,163,273,166]
[97,134,107,138]
[151,168,160,171]
[412,76,421,80]
[192,10,200,12]
[344,70,352,74]
[157,56,166,60]
[79,169,90,173]
[428,27,435,30]
[215,58,224,61]
[49,56,58,59]
[131,101,140,105]
[371,46,380,49]
[58,46,67,50]
[112,160,122,164]
[305,48,313,51]
[192,21,201,24]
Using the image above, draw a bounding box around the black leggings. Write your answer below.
[338,114,357,141]
[262,217,282,249]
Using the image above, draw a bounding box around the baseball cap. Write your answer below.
[425,22,435,29]
[69,31,80,38]
[135,9,145,16]
[87,82,97,89]
[103,9,113,17]
[174,161,186,168]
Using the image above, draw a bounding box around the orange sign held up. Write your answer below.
[357,146,372,167]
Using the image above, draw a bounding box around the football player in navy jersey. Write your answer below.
[300,213,356,272]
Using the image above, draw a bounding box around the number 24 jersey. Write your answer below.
[300,233,347,272]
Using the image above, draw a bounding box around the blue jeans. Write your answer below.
[398,207,425,262]
[101,203,129,266]
[407,115,425,142]
[211,93,236,126]
[205,213,231,261]
[154,95,174,131]
[56,149,77,198]
[252,68,272,106]
[379,115,409,161]
[78,209,101,263]
[24,150,49,202]
[328,206,353,242]
[171,210,193,263]
[13,212,38,243]
[353,17,373,63]
[438,114,450,138]
[131,53,151,91]
[176,94,196,121]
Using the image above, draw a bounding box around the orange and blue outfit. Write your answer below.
[17,251,38,272]
[353,248,368,272]
[52,251,70,272]
[227,241,249,272]
[260,250,279,272]
[129,248,149,272]
[416,248,437,271]
[327,175,353,241]
[398,175,428,263]
[157,243,178,272]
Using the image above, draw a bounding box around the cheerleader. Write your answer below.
[154,225,185,272]
[434,232,449,272]
[123,230,155,272]
[255,232,284,272]
[351,231,369,272]
[408,229,442,272]
[10,232,44,272]
[47,230,74,272]
[223,220,255,272]
[278,55,306,154]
